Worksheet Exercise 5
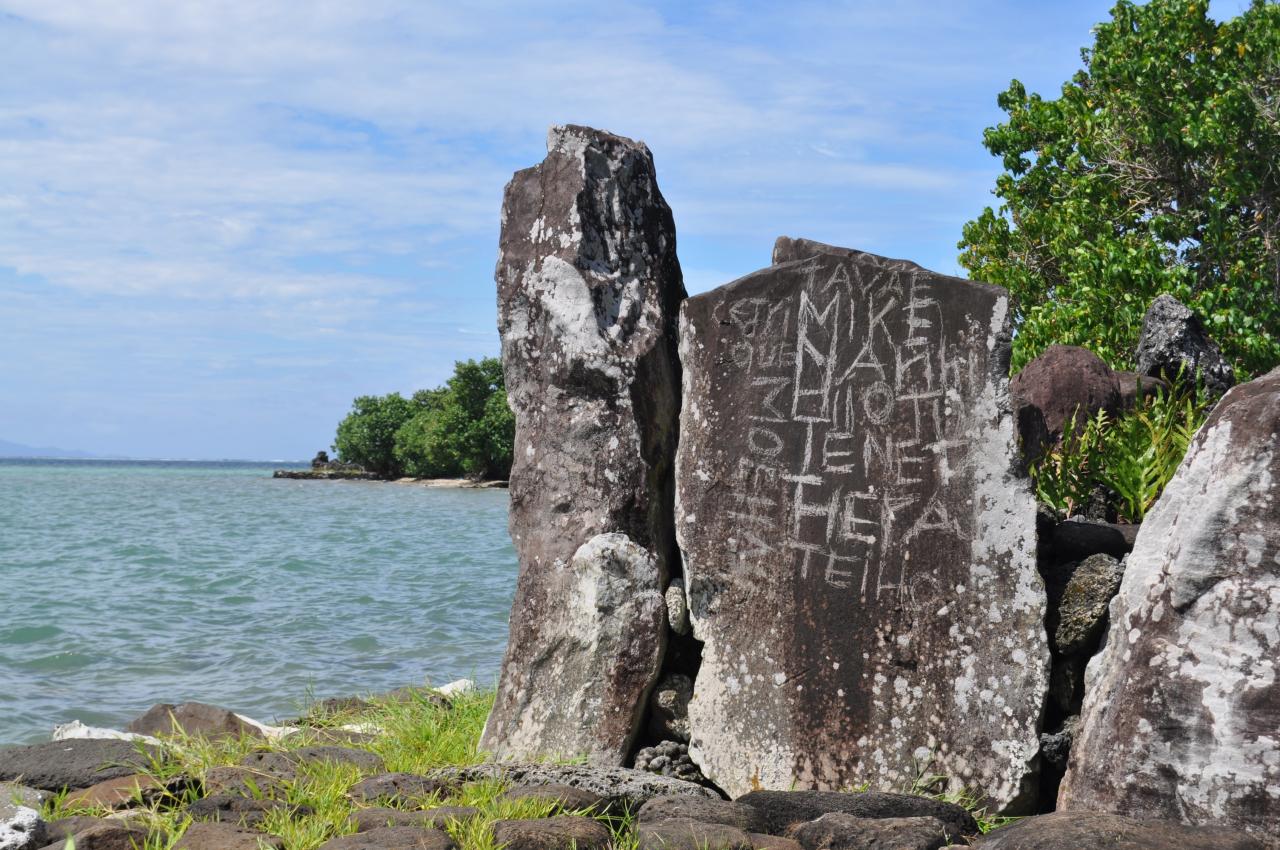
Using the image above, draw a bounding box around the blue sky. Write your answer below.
[0,1,1252,460]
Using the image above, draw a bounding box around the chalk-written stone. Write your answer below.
[677,239,1046,808]
[484,124,685,765]
[1059,367,1280,839]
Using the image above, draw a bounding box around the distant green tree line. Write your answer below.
[333,357,514,480]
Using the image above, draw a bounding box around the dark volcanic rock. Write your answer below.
[677,238,1046,808]
[736,791,976,839]
[0,799,43,850]
[637,820,753,850]
[202,766,290,799]
[347,774,452,805]
[637,797,766,833]
[175,822,284,850]
[647,673,693,743]
[318,826,455,850]
[483,124,686,765]
[43,816,107,843]
[350,808,479,833]
[1059,367,1280,840]
[38,821,149,850]
[972,811,1266,849]
[62,773,177,810]
[0,740,159,792]
[185,793,312,828]
[1135,294,1235,398]
[1048,553,1124,655]
[790,813,955,850]
[127,702,262,741]
[500,784,603,813]
[633,740,704,784]
[241,747,383,776]
[490,817,610,850]
[425,764,717,811]
[1049,517,1137,560]
[1011,344,1122,443]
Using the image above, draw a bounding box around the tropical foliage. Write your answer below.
[959,0,1280,377]
[333,358,514,480]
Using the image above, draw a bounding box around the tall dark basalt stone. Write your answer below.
[675,238,1046,810]
[482,125,687,764]
[1059,366,1280,840]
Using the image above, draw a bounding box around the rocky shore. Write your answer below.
[2,682,1268,850]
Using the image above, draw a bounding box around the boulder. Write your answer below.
[0,740,159,792]
[1114,370,1169,412]
[665,578,691,636]
[185,793,312,828]
[62,774,175,810]
[0,802,42,850]
[1059,367,1280,839]
[632,740,705,784]
[489,817,611,850]
[201,766,290,799]
[484,124,686,766]
[647,673,693,742]
[749,835,802,850]
[484,533,667,765]
[318,827,455,850]
[43,816,107,843]
[0,786,45,811]
[789,813,954,850]
[37,821,149,850]
[347,774,452,805]
[127,703,262,741]
[1011,345,1122,444]
[637,820,753,850]
[424,764,718,811]
[1048,517,1137,561]
[240,747,383,775]
[175,822,284,850]
[677,238,1046,807]
[350,808,479,833]
[500,784,604,813]
[637,797,766,833]
[1048,553,1124,656]
[1135,294,1235,398]
[735,791,976,839]
[972,811,1267,849]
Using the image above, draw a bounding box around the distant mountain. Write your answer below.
[0,438,98,459]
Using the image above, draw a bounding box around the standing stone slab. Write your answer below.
[676,238,1046,808]
[483,125,686,764]
[1059,367,1280,839]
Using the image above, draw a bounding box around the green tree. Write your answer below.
[391,357,514,480]
[332,392,417,477]
[959,0,1280,377]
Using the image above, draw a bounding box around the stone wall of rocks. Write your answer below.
[485,124,1280,844]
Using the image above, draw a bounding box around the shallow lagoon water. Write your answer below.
[0,460,516,744]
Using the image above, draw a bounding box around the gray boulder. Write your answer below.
[1135,294,1235,397]
[127,702,262,741]
[790,814,954,850]
[973,811,1267,849]
[677,238,1045,808]
[0,740,159,792]
[735,790,976,839]
[318,827,455,850]
[425,763,718,811]
[637,797,765,832]
[0,802,42,850]
[490,817,610,850]
[1049,553,1125,656]
[174,822,284,850]
[647,673,693,742]
[1059,366,1280,840]
[637,820,753,850]
[484,124,686,766]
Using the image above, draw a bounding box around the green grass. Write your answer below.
[37,687,1017,850]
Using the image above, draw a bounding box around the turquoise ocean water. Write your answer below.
[0,460,517,744]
